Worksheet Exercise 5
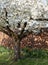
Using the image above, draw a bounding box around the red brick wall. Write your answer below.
[0,31,48,49]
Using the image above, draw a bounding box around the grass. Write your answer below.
[0,46,48,65]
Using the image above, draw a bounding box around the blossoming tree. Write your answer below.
[0,0,48,60]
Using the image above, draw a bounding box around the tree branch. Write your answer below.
[30,17,48,21]
[4,8,9,24]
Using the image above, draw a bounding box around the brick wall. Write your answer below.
[0,30,48,49]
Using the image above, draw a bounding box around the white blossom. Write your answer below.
[0,0,48,33]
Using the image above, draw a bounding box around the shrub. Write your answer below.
[22,48,48,58]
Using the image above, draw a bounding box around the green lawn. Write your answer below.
[0,46,48,65]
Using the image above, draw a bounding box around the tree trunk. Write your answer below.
[14,39,21,60]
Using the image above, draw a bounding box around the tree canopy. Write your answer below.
[0,0,48,35]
